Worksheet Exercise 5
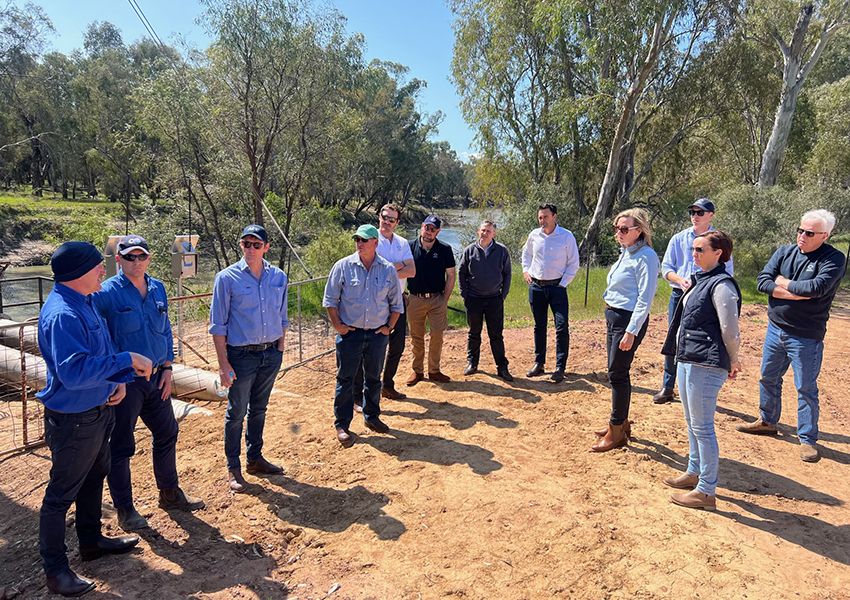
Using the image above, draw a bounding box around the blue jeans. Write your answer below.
[758,322,823,445]
[108,373,179,509]
[334,329,389,430]
[662,288,684,390]
[40,405,114,577]
[678,363,727,496]
[529,283,569,369]
[224,344,283,471]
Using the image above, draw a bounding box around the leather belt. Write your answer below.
[531,277,561,286]
[230,341,277,352]
[411,292,441,299]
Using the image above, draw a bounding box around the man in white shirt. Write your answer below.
[521,203,580,383]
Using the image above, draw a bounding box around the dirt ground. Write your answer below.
[2,296,850,600]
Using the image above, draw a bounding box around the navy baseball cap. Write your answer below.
[689,198,715,213]
[423,215,442,229]
[241,224,268,242]
[117,235,150,256]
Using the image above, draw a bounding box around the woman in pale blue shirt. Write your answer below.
[593,208,660,452]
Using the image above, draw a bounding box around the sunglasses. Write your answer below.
[354,236,372,243]
[121,253,150,262]
[690,246,714,254]
[688,209,706,217]
[380,214,398,223]
[797,227,826,238]
[241,240,265,249]
[423,225,438,232]
[612,225,639,235]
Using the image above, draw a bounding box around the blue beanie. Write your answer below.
[51,242,103,282]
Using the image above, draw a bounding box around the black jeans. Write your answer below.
[606,307,649,426]
[465,295,508,368]
[40,405,114,577]
[108,374,179,510]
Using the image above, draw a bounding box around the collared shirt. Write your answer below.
[521,225,580,286]
[209,258,289,346]
[377,230,413,283]
[661,226,734,288]
[92,271,174,366]
[458,240,511,299]
[322,252,403,328]
[36,283,135,413]
[602,243,660,335]
[477,240,495,257]
[408,237,456,295]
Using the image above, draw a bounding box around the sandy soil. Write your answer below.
[2,297,850,600]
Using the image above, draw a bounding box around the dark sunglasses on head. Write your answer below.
[380,214,398,223]
[241,240,264,249]
[121,253,150,262]
[797,227,825,238]
[612,225,639,235]
[688,209,706,217]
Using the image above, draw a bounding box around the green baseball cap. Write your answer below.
[352,224,379,240]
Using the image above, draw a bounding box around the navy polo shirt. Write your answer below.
[408,237,456,295]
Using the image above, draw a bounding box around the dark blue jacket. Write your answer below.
[662,264,741,371]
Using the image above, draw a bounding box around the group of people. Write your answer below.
[33,199,843,596]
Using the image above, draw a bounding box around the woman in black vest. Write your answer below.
[661,231,741,510]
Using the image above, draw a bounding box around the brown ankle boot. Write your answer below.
[594,419,631,439]
[591,423,628,452]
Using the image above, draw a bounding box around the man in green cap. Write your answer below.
[322,224,404,447]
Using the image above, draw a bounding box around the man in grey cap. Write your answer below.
[210,225,289,492]
[323,224,403,446]
[405,215,456,385]
[93,235,204,531]
[654,198,734,403]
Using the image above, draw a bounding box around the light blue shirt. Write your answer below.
[92,271,174,366]
[209,258,289,346]
[603,243,660,335]
[661,226,733,289]
[521,225,580,286]
[322,252,404,329]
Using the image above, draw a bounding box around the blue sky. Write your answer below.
[35,0,478,159]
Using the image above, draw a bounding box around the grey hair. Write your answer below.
[481,219,497,230]
[801,209,836,235]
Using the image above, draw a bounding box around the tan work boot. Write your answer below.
[590,423,627,452]
[670,490,716,510]
[735,418,778,435]
[663,472,699,489]
[800,443,819,462]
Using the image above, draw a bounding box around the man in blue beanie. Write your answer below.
[37,241,153,597]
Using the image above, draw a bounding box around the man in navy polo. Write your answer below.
[93,235,204,531]
[323,224,403,447]
[405,215,456,386]
[655,198,733,403]
[37,241,152,597]
[210,225,289,492]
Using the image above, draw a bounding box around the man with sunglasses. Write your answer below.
[655,198,734,403]
[93,235,204,531]
[210,224,289,491]
[737,210,845,463]
[323,224,403,446]
[406,215,457,386]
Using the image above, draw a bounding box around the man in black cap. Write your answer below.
[655,198,734,403]
[93,235,204,531]
[210,225,289,492]
[37,241,153,597]
[405,215,456,386]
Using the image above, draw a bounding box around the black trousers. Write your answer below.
[465,295,508,368]
[40,405,114,576]
[606,307,649,426]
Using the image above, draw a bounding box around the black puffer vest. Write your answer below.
[661,263,741,371]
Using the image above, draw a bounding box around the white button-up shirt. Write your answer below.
[377,231,413,283]
[521,225,580,286]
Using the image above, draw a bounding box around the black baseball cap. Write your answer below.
[241,224,268,242]
[689,198,715,213]
[117,235,150,256]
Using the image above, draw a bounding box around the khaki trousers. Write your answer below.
[406,293,449,374]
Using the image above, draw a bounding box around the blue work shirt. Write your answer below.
[209,258,289,346]
[37,283,135,413]
[603,243,660,335]
[661,226,734,288]
[92,271,174,366]
[322,252,403,329]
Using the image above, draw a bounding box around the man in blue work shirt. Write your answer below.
[37,241,152,597]
[210,225,289,493]
[323,224,403,447]
[655,198,734,403]
[93,235,204,531]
